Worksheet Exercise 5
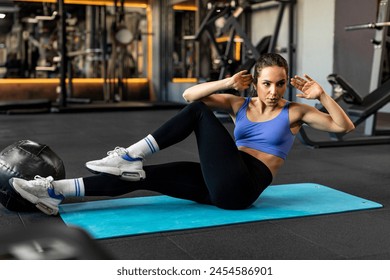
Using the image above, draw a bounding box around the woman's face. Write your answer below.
[255,66,287,107]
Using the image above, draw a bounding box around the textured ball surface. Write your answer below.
[0,140,65,211]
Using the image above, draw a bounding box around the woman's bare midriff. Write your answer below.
[238,146,284,178]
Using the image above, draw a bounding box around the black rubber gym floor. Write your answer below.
[0,108,389,260]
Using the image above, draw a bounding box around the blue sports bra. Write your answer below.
[234,98,295,160]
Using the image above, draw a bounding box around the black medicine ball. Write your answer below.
[0,140,66,212]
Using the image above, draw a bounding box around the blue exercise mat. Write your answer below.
[59,183,382,239]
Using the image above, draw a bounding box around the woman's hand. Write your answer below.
[182,70,251,103]
[290,74,355,133]
[290,74,325,100]
[228,70,253,91]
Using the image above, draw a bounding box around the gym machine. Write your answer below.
[17,1,92,107]
[298,0,390,148]
[57,0,146,106]
[106,0,145,103]
[184,0,295,87]
[0,1,147,110]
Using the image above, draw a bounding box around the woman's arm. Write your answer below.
[290,74,355,133]
[182,70,252,103]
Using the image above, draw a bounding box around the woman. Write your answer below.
[10,53,355,215]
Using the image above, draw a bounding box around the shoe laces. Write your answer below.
[106,147,127,158]
[32,175,54,189]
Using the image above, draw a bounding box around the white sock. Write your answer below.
[52,178,85,197]
[126,134,159,158]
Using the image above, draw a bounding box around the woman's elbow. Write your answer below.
[182,90,192,102]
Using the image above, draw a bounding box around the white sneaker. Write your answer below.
[85,147,146,181]
[9,176,64,215]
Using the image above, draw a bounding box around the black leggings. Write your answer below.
[83,101,273,210]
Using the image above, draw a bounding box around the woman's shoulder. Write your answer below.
[231,96,248,114]
[288,101,312,111]
[287,100,317,122]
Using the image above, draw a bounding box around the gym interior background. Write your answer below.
[0,0,389,260]
[0,0,388,108]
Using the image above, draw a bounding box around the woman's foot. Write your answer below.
[9,176,64,215]
[85,147,146,181]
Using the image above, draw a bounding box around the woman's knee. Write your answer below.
[185,100,209,114]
